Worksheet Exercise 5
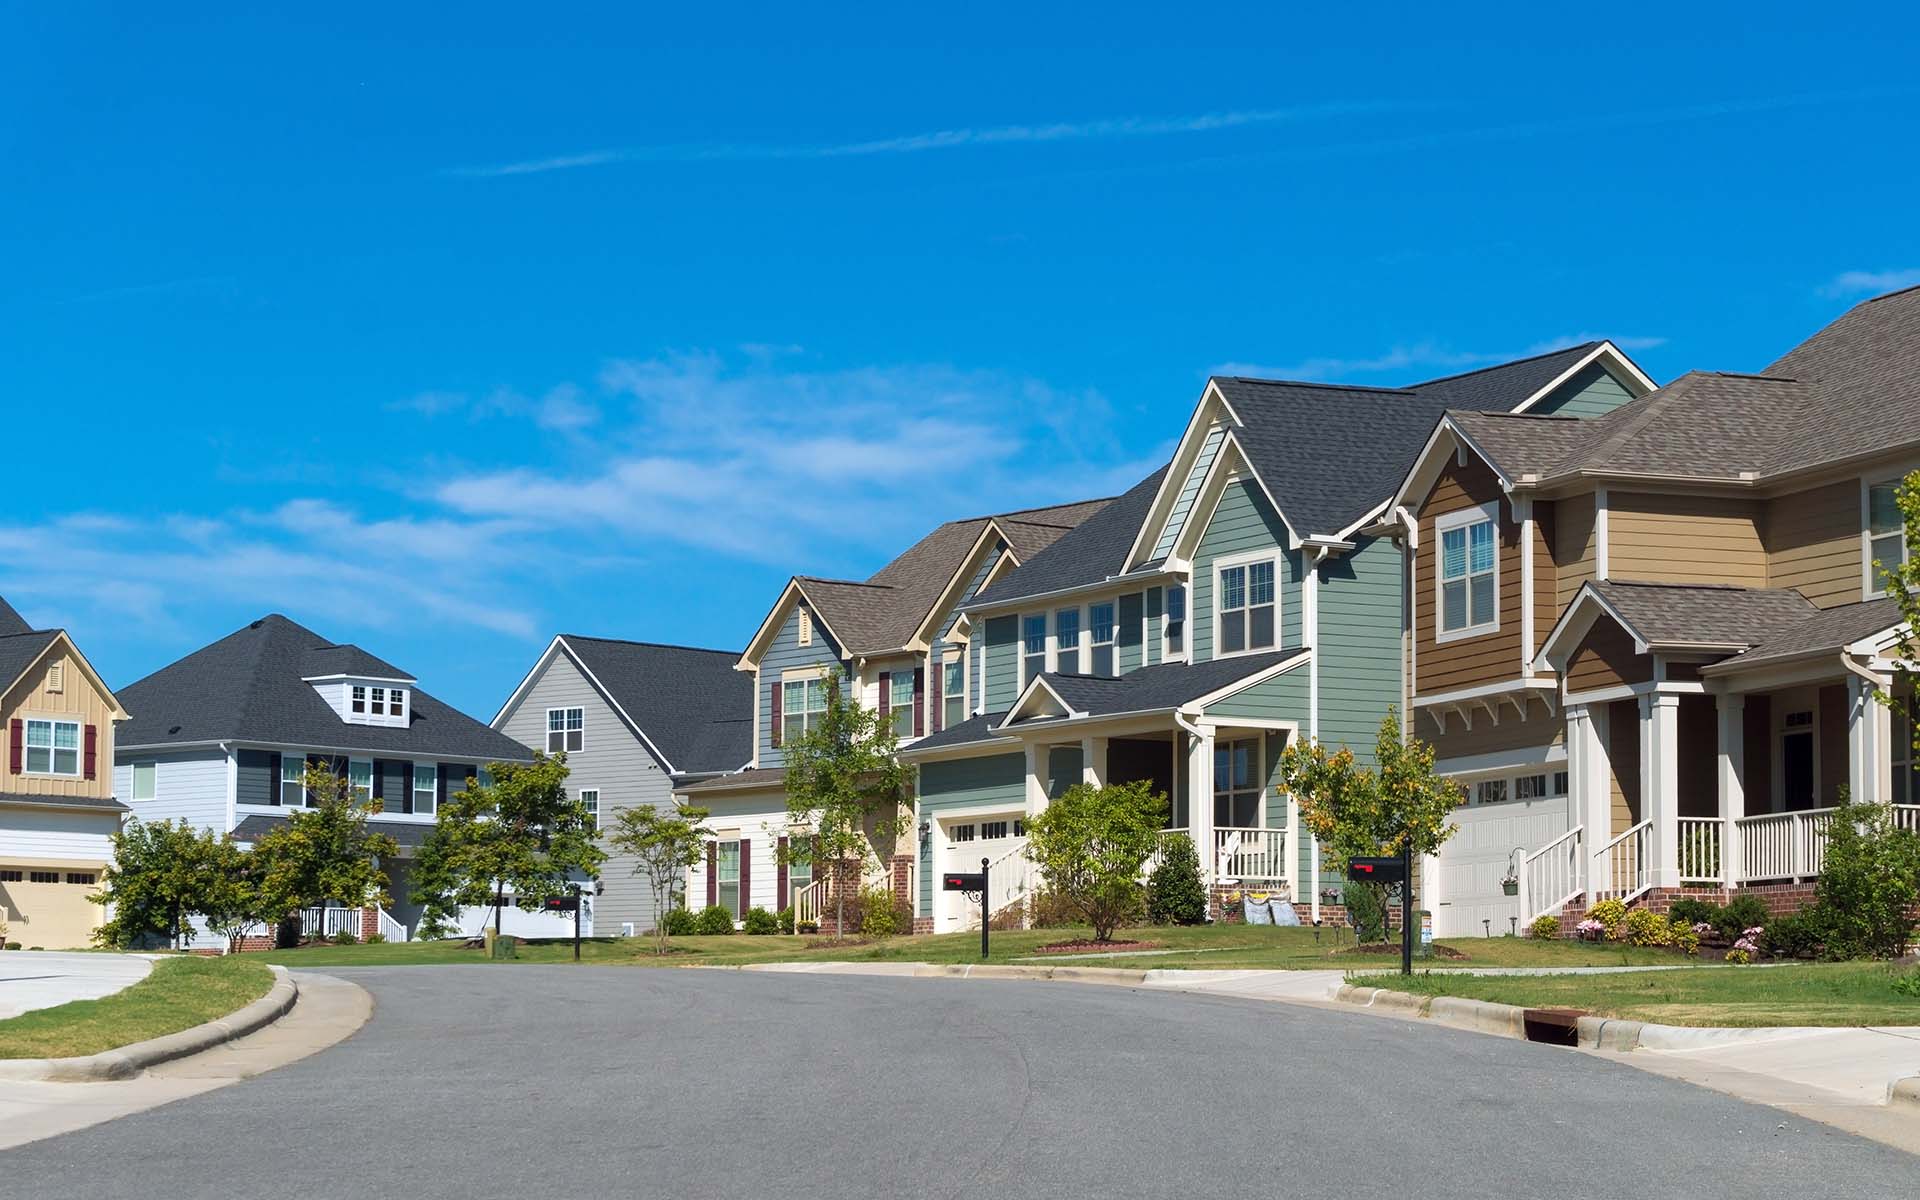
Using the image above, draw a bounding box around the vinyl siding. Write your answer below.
[685,790,797,921]
[1153,423,1226,560]
[917,753,1026,917]
[1117,592,1145,674]
[113,748,230,835]
[1529,362,1638,418]
[497,649,676,936]
[1145,588,1163,666]
[4,640,119,801]
[1763,479,1860,608]
[1204,662,1308,721]
[1530,505,1557,657]
[0,803,118,860]
[1567,619,1654,694]
[1190,479,1302,664]
[982,616,1019,712]
[1553,494,1598,610]
[1610,493,1766,587]
[1048,746,1083,797]
[1316,535,1402,760]
[1607,699,1640,836]
[756,604,847,769]
[1414,458,1524,695]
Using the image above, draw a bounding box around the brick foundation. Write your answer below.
[912,917,934,935]
[1546,882,1919,936]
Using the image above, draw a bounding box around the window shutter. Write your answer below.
[706,842,718,908]
[372,760,385,811]
[929,663,942,734]
[913,668,925,736]
[769,679,783,748]
[267,752,282,806]
[405,762,417,815]
[738,838,751,919]
[776,836,789,910]
[878,672,891,724]
[439,764,453,808]
[8,718,19,774]
[83,724,98,780]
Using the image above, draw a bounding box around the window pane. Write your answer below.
[945,696,965,728]
[1442,579,1466,631]
[25,746,50,773]
[1470,573,1496,626]
[1871,531,1904,576]
[1249,605,1275,650]
[1220,566,1245,611]
[1023,615,1047,655]
[349,760,372,801]
[133,762,156,800]
[1469,521,1495,573]
[1248,560,1275,606]
[1232,742,1252,788]
[1441,528,1466,579]
[1221,611,1245,653]
[1055,609,1080,670]
[1091,644,1114,676]
[943,661,963,697]
[1091,603,1115,643]
[1871,483,1902,536]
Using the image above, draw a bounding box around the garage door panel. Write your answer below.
[1433,797,1571,938]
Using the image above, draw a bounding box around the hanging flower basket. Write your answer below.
[1501,877,1519,897]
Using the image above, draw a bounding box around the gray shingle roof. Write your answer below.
[116,614,533,761]
[675,765,788,795]
[1710,598,1905,672]
[0,596,30,637]
[902,712,1014,754]
[973,468,1170,606]
[1018,650,1305,723]
[1589,581,1818,649]
[232,813,433,850]
[0,791,128,814]
[0,631,61,694]
[1446,411,1600,480]
[558,636,751,775]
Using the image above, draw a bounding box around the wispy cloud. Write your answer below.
[446,103,1394,178]
[1820,268,1920,299]
[1216,333,1667,383]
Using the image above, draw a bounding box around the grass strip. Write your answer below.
[0,955,275,1060]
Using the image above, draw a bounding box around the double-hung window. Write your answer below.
[1438,508,1498,637]
[1054,608,1081,673]
[1022,615,1047,683]
[1216,557,1277,656]
[1089,603,1116,675]
[350,685,367,715]
[23,719,80,776]
[782,676,828,745]
[579,788,600,830]
[785,837,812,907]
[889,672,914,739]
[547,707,584,753]
[414,762,438,816]
[348,759,373,804]
[1165,584,1187,658]
[280,754,307,806]
[132,761,157,801]
[716,840,741,918]
[942,658,965,728]
[1868,480,1909,596]
[1212,738,1260,828]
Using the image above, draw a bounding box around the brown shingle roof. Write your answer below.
[1590,581,1817,649]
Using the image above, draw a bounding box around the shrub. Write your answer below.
[776,906,795,935]
[1763,908,1823,960]
[661,907,697,937]
[1893,968,1920,998]
[1810,796,1920,959]
[1526,915,1561,940]
[4,942,19,951]
[1725,946,1753,965]
[1623,908,1672,946]
[1024,780,1165,941]
[1587,898,1628,940]
[1668,918,1700,957]
[858,887,906,938]
[1574,918,1605,941]
[1146,834,1209,926]
[742,907,780,935]
[1715,894,1771,944]
[1345,881,1388,943]
[365,933,387,945]
[1667,898,1720,928]
[332,930,358,945]
[694,905,736,935]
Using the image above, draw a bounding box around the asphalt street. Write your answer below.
[7,965,1915,1198]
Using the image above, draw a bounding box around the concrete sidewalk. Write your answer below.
[0,953,153,1019]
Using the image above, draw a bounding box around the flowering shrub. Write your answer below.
[1669,918,1700,957]
[1527,915,1561,940]
[1586,898,1628,940]
[1691,921,1714,937]
[1725,946,1753,965]
[1575,918,1605,941]
[1623,908,1672,946]
[1742,925,1766,942]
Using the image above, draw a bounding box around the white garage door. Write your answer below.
[1432,794,1570,938]
[941,814,1024,931]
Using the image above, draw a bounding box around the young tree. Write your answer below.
[252,763,401,933]
[1024,780,1167,942]
[413,754,605,935]
[606,801,711,955]
[1276,708,1466,931]
[1811,792,1920,959]
[91,819,221,949]
[199,835,269,952]
[782,674,910,936]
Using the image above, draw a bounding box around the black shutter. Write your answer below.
[371,759,385,812]
[267,752,282,806]
[402,761,415,815]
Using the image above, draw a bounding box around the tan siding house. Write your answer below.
[1413,458,1526,696]
[1762,479,1860,608]
[1609,493,1767,587]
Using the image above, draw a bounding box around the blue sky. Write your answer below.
[4,5,1919,718]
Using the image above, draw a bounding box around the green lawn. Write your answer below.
[1361,962,1920,1027]
[0,955,276,1059]
[252,926,1695,972]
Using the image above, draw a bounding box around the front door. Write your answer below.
[1781,709,1816,811]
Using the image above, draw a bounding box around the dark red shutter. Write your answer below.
[83,724,97,780]
[8,719,20,773]
[930,661,942,734]
[706,842,718,908]
[878,672,891,725]
[912,668,925,737]
[267,752,282,806]
[776,836,789,910]
[738,838,751,918]
[769,678,782,748]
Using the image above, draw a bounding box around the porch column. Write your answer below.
[1024,742,1049,818]
[1717,694,1747,890]
[1187,726,1216,896]
[1847,674,1892,807]
[1643,693,1681,889]
[1082,736,1108,789]
[1569,703,1611,898]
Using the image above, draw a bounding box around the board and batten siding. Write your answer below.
[757,604,846,768]
[1763,479,1860,608]
[1414,458,1524,695]
[1189,478,1302,664]
[1529,362,1639,419]
[497,648,676,936]
[112,748,230,835]
[4,640,119,801]
[1609,493,1767,587]
[1552,494,1598,610]
[1315,535,1403,762]
[916,753,1025,916]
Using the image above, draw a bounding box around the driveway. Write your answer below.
[3,965,1915,1197]
[0,952,151,1019]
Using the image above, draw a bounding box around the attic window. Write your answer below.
[797,607,813,646]
[351,685,367,714]
[548,707,584,753]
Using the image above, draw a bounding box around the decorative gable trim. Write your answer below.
[1123,379,1246,573]
[995,676,1084,728]
[489,635,679,774]
[1508,341,1656,413]
[738,579,849,671]
[0,631,129,723]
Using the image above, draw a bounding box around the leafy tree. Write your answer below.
[1277,708,1465,930]
[1810,792,1920,959]
[252,763,400,931]
[1146,832,1208,925]
[92,819,222,949]
[199,835,269,952]
[782,674,910,936]
[413,754,604,935]
[1023,780,1167,942]
[606,800,711,955]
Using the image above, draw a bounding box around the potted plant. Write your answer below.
[1501,848,1521,896]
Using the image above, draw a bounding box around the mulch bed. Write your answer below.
[1032,939,1164,955]
[1336,941,1469,961]
[803,936,874,950]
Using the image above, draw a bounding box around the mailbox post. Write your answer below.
[942,858,991,959]
[1347,851,1414,976]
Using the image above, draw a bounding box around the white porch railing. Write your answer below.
[1595,820,1652,903]
[1736,808,1832,881]
[793,880,826,930]
[1213,827,1288,885]
[980,844,1037,928]
[378,908,409,943]
[300,906,362,940]
[1520,826,1583,922]
[1677,817,1724,884]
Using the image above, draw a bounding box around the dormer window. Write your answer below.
[351,685,367,714]
[341,681,408,725]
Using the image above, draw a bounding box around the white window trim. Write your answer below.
[1161,582,1190,664]
[1020,612,1049,690]
[1053,605,1085,675]
[21,716,83,778]
[281,751,309,807]
[1211,549,1283,660]
[131,760,157,802]
[1433,502,1502,645]
[1088,599,1118,675]
[348,757,374,804]
[579,787,600,830]
[941,652,967,727]
[779,669,830,744]
[1211,734,1266,829]
[1862,474,1913,601]
[546,706,586,754]
[414,760,438,815]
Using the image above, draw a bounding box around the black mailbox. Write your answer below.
[942,872,986,891]
[1347,856,1407,884]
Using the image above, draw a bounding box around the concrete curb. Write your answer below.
[0,965,298,1083]
[912,963,1150,985]
[1892,1075,1920,1111]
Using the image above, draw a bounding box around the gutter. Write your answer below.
[963,566,1181,617]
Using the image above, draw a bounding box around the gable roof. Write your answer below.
[0,630,63,698]
[551,636,751,776]
[972,468,1171,607]
[116,614,533,761]
[0,595,30,637]
[1706,598,1905,674]
[1578,580,1818,651]
[1003,649,1307,727]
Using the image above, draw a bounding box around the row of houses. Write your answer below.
[3,285,1917,947]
